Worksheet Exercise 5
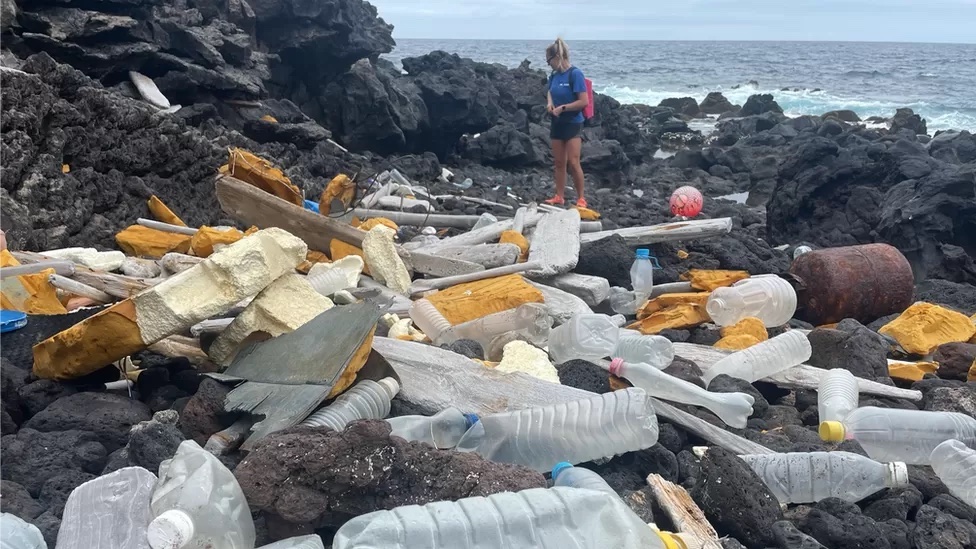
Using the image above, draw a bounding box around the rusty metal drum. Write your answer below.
[788,243,914,326]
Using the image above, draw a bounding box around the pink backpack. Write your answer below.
[569,68,595,120]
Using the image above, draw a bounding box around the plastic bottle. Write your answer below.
[605,358,754,428]
[705,274,797,327]
[612,334,675,369]
[702,330,812,387]
[331,486,676,549]
[929,439,976,507]
[408,299,452,343]
[56,466,157,549]
[2,512,46,549]
[204,417,254,456]
[257,535,325,549]
[551,462,619,498]
[739,451,908,504]
[819,406,976,464]
[455,387,658,472]
[817,368,859,424]
[148,440,255,549]
[630,248,655,303]
[472,213,497,230]
[438,303,551,347]
[546,313,623,365]
[300,378,400,431]
[386,407,480,449]
[306,258,363,297]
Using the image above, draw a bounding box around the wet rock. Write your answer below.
[179,377,231,445]
[907,465,950,502]
[235,420,546,530]
[630,444,679,482]
[663,356,705,387]
[700,92,736,115]
[0,428,107,495]
[16,379,77,419]
[23,392,150,452]
[0,480,44,520]
[690,447,783,547]
[927,493,976,523]
[707,374,769,418]
[39,470,96,518]
[441,339,485,361]
[659,97,701,118]
[657,423,687,454]
[575,234,632,287]
[922,386,976,416]
[556,360,611,394]
[912,503,976,549]
[740,94,784,116]
[807,321,890,379]
[799,498,891,549]
[772,519,825,549]
[890,108,927,136]
[932,342,976,381]
[862,486,923,522]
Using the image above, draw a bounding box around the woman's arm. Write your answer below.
[558,91,589,113]
[547,90,554,114]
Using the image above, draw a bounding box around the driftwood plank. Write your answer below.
[409,261,542,295]
[432,244,521,269]
[533,272,610,307]
[408,251,484,277]
[646,474,723,549]
[11,251,156,298]
[526,208,581,277]
[580,218,733,246]
[417,213,545,253]
[527,280,593,325]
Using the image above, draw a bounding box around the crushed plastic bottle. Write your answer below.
[437,303,552,347]
[612,334,675,369]
[605,358,755,428]
[739,451,908,504]
[386,407,480,449]
[705,274,797,327]
[2,512,46,549]
[546,313,623,364]
[148,440,255,549]
[331,486,675,549]
[702,330,812,387]
[455,387,658,472]
[301,378,400,431]
[630,248,655,303]
[56,466,157,549]
[819,406,976,464]
[818,368,859,424]
[929,439,976,508]
[257,535,325,549]
[472,213,498,230]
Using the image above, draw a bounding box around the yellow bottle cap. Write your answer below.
[657,531,689,549]
[819,420,846,442]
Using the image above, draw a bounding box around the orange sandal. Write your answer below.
[575,197,588,208]
[543,196,565,206]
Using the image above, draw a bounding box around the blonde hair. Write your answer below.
[546,38,570,65]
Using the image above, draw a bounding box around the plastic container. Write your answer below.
[2,512,47,549]
[819,407,976,464]
[408,299,452,343]
[472,213,498,230]
[306,257,363,297]
[630,248,655,303]
[929,439,976,507]
[331,486,675,549]
[0,309,28,334]
[702,330,812,387]
[257,535,325,549]
[148,440,255,549]
[705,274,797,327]
[438,303,551,347]
[56,467,157,549]
[606,358,755,428]
[817,368,859,424]
[386,407,480,449]
[204,418,254,456]
[546,313,622,365]
[612,334,675,370]
[300,378,400,431]
[551,462,618,498]
[739,451,908,504]
[455,387,658,472]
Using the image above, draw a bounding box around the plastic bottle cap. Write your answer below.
[147,510,195,549]
[608,357,624,376]
[551,461,573,479]
[462,413,480,428]
[818,420,846,442]
[378,377,401,398]
[635,248,650,258]
[887,462,909,487]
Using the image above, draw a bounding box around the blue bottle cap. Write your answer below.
[551,461,573,479]
[463,413,480,428]
[635,248,650,258]
[302,199,320,214]
[0,310,28,334]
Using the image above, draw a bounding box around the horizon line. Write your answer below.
[390,37,976,46]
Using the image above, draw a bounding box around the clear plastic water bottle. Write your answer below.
[739,451,908,504]
[57,466,157,549]
[630,248,655,303]
[386,407,480,449]
[301,378,400,431]
[817,368,859,424]
[472,213,498,230]
[2,512,46,549]
[331,486,674,549]
[257,535,325,549]
[929,439,976,508]
[306,257,363,297]
[148,440,255,549]
[705,274,797,327]
[605,358,754,428]
[439,303,551,347]
[612,334,675,369]
[702,330,812,387]
[546,313,622,365]
[819,406,976,464]
[455,388,658,472]
[551,462,619,497]
[408,299,452,343]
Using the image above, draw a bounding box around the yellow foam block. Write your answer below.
[629,303,710,335]
[358,218,398,232]
[888,360,939,382]
[715,334,763,351]
[318,174,356,215]
[721,317,768,341]
[879,302,976,355]
[330,240,370,276]
[499,230,529,263]
[218,148,303,206]
[328,326,376,398]
[0,259,68,315]
[426,274,544,326]
[573,206,601,221]
[147,195,186,226]
[680,269,750,291]
[638,292,711,319]
[115,225,192,259]
[189,226,245,257]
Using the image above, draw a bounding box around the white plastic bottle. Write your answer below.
[386,407,480,449]
[257,535,325,549]
[56,467,157,549]
[630,248,655,303]
[819,407,976,464]
[2,513,46,549]
[546,313,627,365]
[928,439,976,507]
[408,299,452,343]
[454,387,658,472]
[817,368,859,424]
[331,486,675,549]
[605,358,755,428]
[439,303,551,347]
[612,334,675,369]
[306,257,363,297]
[705,274,797,327]
[551,462,619,498]
[301,378,400,431]
[739,451,909,504]
[148,440,255,549]
[702,330,812,387]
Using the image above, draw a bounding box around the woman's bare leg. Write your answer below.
[566,136,585,201]
[551,138,567,199]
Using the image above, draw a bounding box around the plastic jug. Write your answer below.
[612,334,675,370]
[739,451,908,504]
[705,274,797,327]
[300,378,400,431]
[148,440,255,549]
[928,439,976,507]
[605,358,755,428]
[546,313,626,365]
[331,486,674,549]
[386,407,480,449]
[819,407,976,464]
[630,248,655,303]
[56,467,157,549]
[817,368,859,424]
[2,513,46,549]
[702,330,811,387]
[455,388,658,472]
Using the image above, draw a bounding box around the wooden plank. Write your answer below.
[527,280,593,325]
[408,251,484,277]
[533,272,610,307]
[418,213,545,253]
[350,208,484,229]
[673,342,923,401]
[580,218,733,246]
[48,274,114,303]
[646,474,723,549]
[410,261,543,295]
[526,208,581,277]
[11,251,155,298]
[433,244,521,269]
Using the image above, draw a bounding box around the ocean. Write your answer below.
[382,40,976,133]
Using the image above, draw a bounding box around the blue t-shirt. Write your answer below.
[549,66,586,124]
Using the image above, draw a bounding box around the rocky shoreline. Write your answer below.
[2,0,976,547]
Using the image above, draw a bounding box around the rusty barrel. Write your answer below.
[788,243,914,326]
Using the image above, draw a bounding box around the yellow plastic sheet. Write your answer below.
[680,269,750,291]
[426,274,544,325]
[218,148,303,206]
[318,174,357,215]
[115,225,191,258]
[147,195,187,226]
[190,226,245,257]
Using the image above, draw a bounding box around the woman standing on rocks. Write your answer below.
[544,38,589,208]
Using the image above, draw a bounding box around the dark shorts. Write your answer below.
[550,119,583,141]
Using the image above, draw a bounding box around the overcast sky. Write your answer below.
[368,0,976,43]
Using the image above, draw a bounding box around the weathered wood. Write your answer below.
[409,251,484,277]
[527,280,593,325]
[350,208,488,229]
[526,208,581,277]
[410,261,543,295]
[651,281,695,297]
[148,336,219,372]
[650,398,775,455]
[136,218,198,235]
[354,275,414,316]
[417,213,545,253]
[533,272,610,307]
[11,251,155,298]
[580,218,734,246]
[432,244,520,269]
[0,260,76,278]
[646,474,723,549]
[48,274,114,303]
[673,342,923,401]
